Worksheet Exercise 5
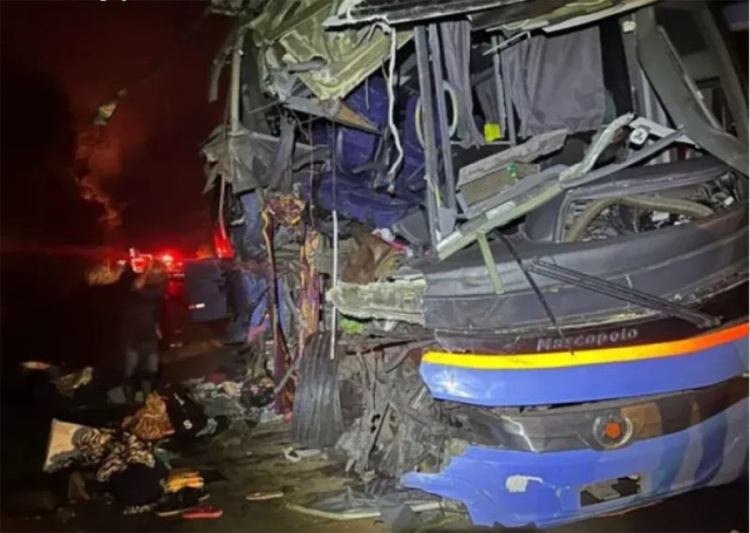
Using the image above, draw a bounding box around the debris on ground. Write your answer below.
[246,491,284,501]
[54,367,94,397]
[286,484,442,522]
[282,446,322,463]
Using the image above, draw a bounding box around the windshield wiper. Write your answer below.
[526,261,720,329]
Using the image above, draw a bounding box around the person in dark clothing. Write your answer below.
[119,261,167,405]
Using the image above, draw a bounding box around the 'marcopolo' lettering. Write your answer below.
[536,327,639,352]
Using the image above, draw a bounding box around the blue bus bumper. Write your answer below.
[402,397,748,529]
[402,324,749,528]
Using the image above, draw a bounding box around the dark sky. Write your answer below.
[1,0,231,252]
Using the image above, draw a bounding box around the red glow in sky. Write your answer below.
[1,1,231,252]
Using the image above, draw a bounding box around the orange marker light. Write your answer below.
[604,422,622,439]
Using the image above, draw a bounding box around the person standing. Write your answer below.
[119,260,167,405]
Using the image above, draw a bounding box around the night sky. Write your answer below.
[1,1,232,370]
[1,0,231,252]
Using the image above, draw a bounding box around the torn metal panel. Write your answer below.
[401,398,748,528]
[209,0,264,16]
[437,113,635,260]
[250,0,411,101]
[422,202,747,331]
[202,123,321,194]
[560,131,681,190]
[635,6,749,174]
[325,0,527,28]
[414,25,441,246]
[475,0,659,34]
[559,113,634,182]
[691,3,748,143]
[285,96,378,132]
[441,115,631,256]
[456,129,567,217]
[428,25,458,213]
[439,173,562,260]
[326,280,426,325]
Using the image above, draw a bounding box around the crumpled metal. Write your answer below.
[250,0,411,101]
[202,125,278,194]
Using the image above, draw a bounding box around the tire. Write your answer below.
[291,332,344,448]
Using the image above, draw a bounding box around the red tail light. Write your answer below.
[213,228,234,259]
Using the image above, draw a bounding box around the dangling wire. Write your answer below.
[385,28,404,192]
[330,124,339,360]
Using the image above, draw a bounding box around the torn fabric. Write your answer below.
[250,0,411,101]
[202,123,318,194]
[440,21,485,148]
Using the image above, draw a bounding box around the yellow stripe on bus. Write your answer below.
[422,322,749,370]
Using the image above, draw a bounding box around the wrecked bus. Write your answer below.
[195,0,749,528]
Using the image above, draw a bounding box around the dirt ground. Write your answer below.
[2,415,748,533]
[1,342,747,533]
[1,418,383,533]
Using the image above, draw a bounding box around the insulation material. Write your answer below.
[327,279,426,325]
[250,0,411,101]
[501,26,606,138]
[341,227,400,284]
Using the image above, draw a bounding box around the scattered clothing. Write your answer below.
[72,427,157,483]
[109,461,168,507]
[67,471,90,502]
[166,469,205,493]
[122,393,174,441]
[155,488,209,517]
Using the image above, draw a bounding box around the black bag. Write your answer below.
[162,384,207,438]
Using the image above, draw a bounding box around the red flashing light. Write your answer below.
[130,253,151,273]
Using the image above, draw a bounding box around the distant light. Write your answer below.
[92,89,127,126]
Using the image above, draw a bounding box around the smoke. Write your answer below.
[74,123,124,231]
[3,1,232,249]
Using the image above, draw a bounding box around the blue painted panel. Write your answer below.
[401,398,749,529]
[420,340,749,406]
